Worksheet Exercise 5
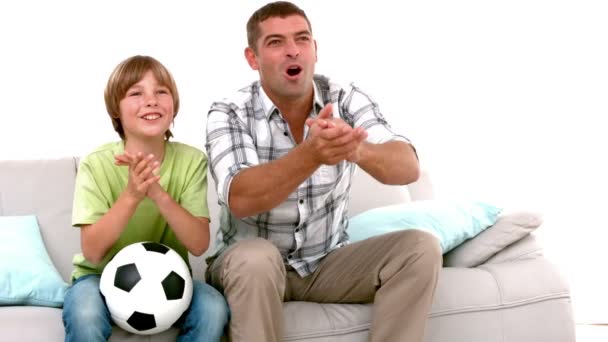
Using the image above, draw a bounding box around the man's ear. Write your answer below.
[244,47,259,70]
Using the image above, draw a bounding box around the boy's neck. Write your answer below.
[124,138,166,163]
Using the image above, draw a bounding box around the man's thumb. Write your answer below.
[318,103,333,119]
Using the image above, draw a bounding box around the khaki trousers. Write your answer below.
[206,230,442,342]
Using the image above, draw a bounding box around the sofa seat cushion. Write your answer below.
[0,306,65,341]
[432,258,570,316]
[283,302,372,341]
[279,257,572,342]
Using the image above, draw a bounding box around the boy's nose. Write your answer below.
[145,95,159,107]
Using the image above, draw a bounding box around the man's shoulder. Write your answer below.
[210,80,261,114]
[314,74,358,95]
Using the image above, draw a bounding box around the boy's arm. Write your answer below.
[115,152,211,256]
[81,153,160,263]
[147,184,210,256]
[80,192,139,264]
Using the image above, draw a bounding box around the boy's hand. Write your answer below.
[115,152,161,202]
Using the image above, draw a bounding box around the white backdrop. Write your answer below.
[1,0,607,323]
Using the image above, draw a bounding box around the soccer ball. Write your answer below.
[99,242,193,335]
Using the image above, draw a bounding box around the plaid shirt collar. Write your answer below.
[258,81,326,120]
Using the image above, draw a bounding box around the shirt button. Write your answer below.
[299,199,304,204]
[283,131,289,136]
[295,228,300,233]
[287,255,293,259]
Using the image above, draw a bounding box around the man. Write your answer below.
[205,2,442,341]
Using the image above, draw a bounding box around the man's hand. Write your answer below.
[114,152,162,202]
[305,104,368,165]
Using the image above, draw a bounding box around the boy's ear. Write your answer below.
[245,47,259,71]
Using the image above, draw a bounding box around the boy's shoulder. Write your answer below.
[167,141,207,159]
[80,141,122,165]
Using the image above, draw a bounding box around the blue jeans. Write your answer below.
[63,274,229,342]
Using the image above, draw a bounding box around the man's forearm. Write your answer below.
[228,143,322,218]
[356,141,420,185]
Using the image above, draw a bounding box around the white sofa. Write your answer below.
[0,157,576,341]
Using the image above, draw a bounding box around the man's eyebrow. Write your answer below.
[263,30,312,42]
[263,33,285,42]
[294,30,312,36]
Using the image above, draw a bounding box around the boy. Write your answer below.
[63,55,229,341]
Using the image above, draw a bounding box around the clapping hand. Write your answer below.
[114,152,164,202]
[305,104,368,164]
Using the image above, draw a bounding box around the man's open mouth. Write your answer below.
[286,66,302,76]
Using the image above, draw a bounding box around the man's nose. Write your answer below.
[285,39,300,58]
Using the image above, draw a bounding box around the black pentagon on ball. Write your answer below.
[162,271,185,300]
[127,311,157,331]
[114,263,141,292]
[142,242,169,254]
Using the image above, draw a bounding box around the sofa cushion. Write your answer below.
[0,306,65,341]
[443,210,543,267]
[347,201,501,253]
[0,215,68,307]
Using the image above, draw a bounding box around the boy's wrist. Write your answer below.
[149,189,170,206]
[119,191,142,209]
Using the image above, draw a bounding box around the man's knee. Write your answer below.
[394,230,443,271]
[223,238,285,278]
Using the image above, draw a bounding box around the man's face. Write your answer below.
[245,15,317,102]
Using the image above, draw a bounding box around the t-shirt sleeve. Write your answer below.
[179,151,210,219]
[72,158,110,227]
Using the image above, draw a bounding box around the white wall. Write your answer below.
[1,0,607,323]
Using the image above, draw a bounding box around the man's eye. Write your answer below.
[297,36,310,41]
[268,40,281,46]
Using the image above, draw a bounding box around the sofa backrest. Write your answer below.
[0,158,81,281]
[0,158,433,282]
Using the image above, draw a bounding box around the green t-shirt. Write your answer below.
[71,141,209,281]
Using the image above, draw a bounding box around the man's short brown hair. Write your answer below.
[246,1,312,53]
[104,55,180,140]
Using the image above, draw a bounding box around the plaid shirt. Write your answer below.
[206,75,410,277]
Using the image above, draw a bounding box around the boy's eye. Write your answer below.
[128,91,141,97]
[157,89,169,95]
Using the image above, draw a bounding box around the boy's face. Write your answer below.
[245,15,317,102]
[118,70,174,141]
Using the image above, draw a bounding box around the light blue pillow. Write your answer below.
[0,215,68,307]
[348,201,502,253]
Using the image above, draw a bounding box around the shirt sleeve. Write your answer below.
[72,158,110,227]
[338,83,412,146]
[178,150,210,219]
[206,102,260,206]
